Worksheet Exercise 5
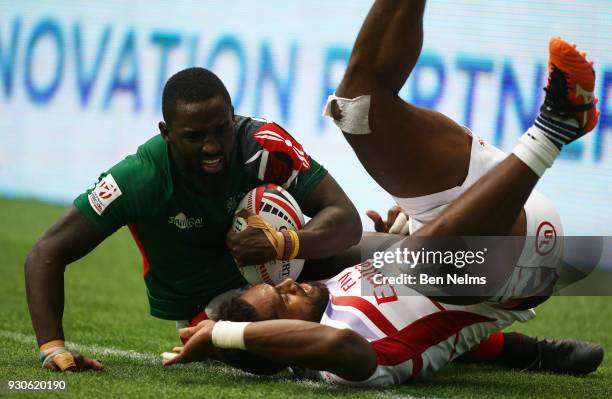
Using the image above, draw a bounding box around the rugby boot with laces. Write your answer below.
[536,38,600,148]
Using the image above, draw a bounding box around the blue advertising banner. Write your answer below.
[1,0,610,235]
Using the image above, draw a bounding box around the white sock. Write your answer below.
[512,125,561,177]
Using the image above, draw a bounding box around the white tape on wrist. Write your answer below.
[211,321,251,350]
[41,347,68,368]
[161,352,179,362]
[322,94,372,135]
[389,212,410,235]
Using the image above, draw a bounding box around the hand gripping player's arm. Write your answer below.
[25,206,106,372]
[227,174,362,266]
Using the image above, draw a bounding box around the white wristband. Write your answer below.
[211,321,251,350]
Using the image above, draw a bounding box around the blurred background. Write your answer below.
[1,0,610,236]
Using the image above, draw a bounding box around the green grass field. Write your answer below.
[1,198,610,398]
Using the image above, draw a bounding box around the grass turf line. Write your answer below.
[0,197,610,399]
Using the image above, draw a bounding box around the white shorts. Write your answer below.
[491,190,563,304]
[394,131,563,305]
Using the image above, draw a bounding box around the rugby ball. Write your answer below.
[232,184,305,285]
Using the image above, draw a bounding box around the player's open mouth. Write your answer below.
[201,157,224,173]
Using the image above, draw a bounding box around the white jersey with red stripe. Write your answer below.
[311,261,535,386]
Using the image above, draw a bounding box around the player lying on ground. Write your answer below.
[162,0,604,384]
[25,67,362,372]
[323,0,599,306]
[163,126,603,384]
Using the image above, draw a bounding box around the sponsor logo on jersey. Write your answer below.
[168,212,203,229]
[535,221,557,255]
[88,174,122,215]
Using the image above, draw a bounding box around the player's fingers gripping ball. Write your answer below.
[234,209,286,259]
[232,185,305,285]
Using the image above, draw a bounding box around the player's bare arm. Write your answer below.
[294,174,362,258]
[227,174,361,266]
[166,319,376,382]
[25,205,107,371]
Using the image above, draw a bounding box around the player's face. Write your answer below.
[240,278,330,322]
[160,96,235,186]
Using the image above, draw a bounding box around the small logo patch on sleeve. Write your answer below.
[88,174,122,215]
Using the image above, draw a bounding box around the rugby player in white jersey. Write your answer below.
[163,0,604,386]
[162,55,603,384]
[163,152,604,382]
[162,124,604,383]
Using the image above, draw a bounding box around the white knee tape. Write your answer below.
[322,94,372,135]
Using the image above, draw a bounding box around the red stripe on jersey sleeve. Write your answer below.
[331,296,398,336]
[128,224,150,277]
[371,310,495,376]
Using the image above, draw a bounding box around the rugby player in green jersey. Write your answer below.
[25,68,362,372]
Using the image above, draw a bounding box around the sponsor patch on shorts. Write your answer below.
[88,174,122,215]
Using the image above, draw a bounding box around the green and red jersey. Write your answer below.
[74,116,327,320]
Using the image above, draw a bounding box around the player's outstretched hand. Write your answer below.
[227,209,278,266]
[163,320,216,366]
[366,206,410,234]
[43,350,103,372]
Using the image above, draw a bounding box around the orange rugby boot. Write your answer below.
[540,37,599,137]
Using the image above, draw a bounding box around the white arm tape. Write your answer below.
[389,212,410,235]
[322,94,372,135]
[211,321,251,350]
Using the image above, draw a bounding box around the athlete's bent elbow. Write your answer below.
[332,329,377,381]
[25,238,64,275]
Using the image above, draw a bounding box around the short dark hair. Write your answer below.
[217,297,259,322]
[161,67,231,126]
[214,297,287,375]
